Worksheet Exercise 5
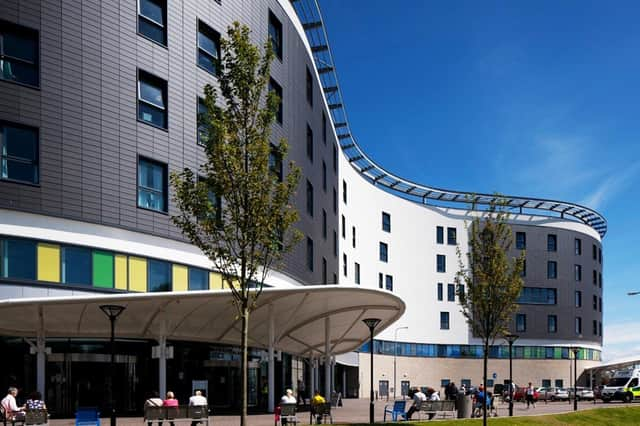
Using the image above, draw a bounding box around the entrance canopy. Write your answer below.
[0,285,404,357]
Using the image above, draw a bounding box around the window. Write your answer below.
[575,290,582,308]
[517,287,557,305]
[62,246,91,285]
[306,66,313,106]
[138,157,167,212]
[333,230,337,257]
[148,259,171,292]
[343,254,347,277]
[521,259,526,277]
[322,161,327,191]
[541,379,552,388]
[593,320,598,336]
[341,215,345,238]
[379,242,388,262]
[515,232,526,250]
[333,144,338,172]
[599,322,602,336]
[555,379,564,388]
[593,270,597,286]
[333,188,337,214]
[268,10,283,60]
[574,264,582,282]
[447,284,455,302]
[575,316,582,335]
[437,283,443,301]
[197,20,220,75]
[592,244,597,260]
[516,314,527,332]
[197,98,209,146]
[355,262,360,284]
[593,295,597,310]
[447,227,457,245]
[322,113,327,144]
[343,180,347,204]
[306,124,313,162]
[598,297,602,312]
[0,122,39,184]
[547,261,557,279]
[322,209,327,239]
[333,273,337,284]
[457,283,465,299]
[598,248,602,264]
[188,267,208,291]
[598,272,602,288]
[268,78,283,124]
[378,273,383,289]
[382,212,391,232]
[547,315,557,333]
[306,180,313,216]
[269,144,283,182]
[385,275,393,291]
[436,226,444,244]
[0,20,39,87]
[574,238,582,255]
[138,70,167,128]
[1,238,36,280]
[306,237,314,272]
[547,234,557,252]
[352,226,356,248]
[322,258,327,284]
[440,312,450,330]
[436,254,446,273]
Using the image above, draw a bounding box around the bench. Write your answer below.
[25,410,48,426]
[276,403,298,426]
[417,400,456,420]
[309,403,332,424]
[1,405,24,426]
[383,400,406,422]
[144,406,209,426]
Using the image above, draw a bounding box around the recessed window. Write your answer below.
[333,144,338,173]
[379,242,388,263]
[268,10,283,60]
[574,238,582,256]
[518,287,556,305]
[547,261,557,279]
[352,226,356,248]
[385,274,393,291]
[322,113,327,144]
[62,246,91,285]
[188,267,208,291]
[322,257,327,284]
[436,226,444,244]
[343,253,347,277]
[306,66,313,106]
[382,212,391,232]
[378,273,383,289]
[322,209,327,239]
[516,313,527,332]
[306,180,314,217]
[599,322,602,336]
[447,227,457,245]
[436,254,446,273]
[355,262,360,284]
[515,232,526,250]
[333,230,337,257]
[306,237,314,272]
[138,0,166,45]
[574,264,582,282]
[0,122,39,184]
[138,157,167,212]
[575,290,582,308]
[440,312,450,330]
[575,316,582,335]
[593,295,597,311]
[197,20,221,75]
[593,270,597,286]
[592,244,597,260]
[0,20,39,87]
[447,283,455,302]
[598,297,602,312]
[520,259,526,277]
[268,78,283,124]
[333,188,337,214]
[547,234,557,252]
[197,98,209,146]
[598,272,602,288]
[437,283,443,301]
[343,180,347,204]
[138,70,167,129]
[148,259,171,292]
[598,248,602,264]
[306,124,313,162]
[269,144,283,182]
[322,161,327,192]
[593,319,598,336]
[341,215,346,238]
[457,283,465,299]
[333,273,337,284]
[548,315,557,333]
[1,238,36,280]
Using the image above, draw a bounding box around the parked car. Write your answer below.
[513,386,539,402]
[550,388,570,401]
[536,387,552,401]
[568,387,595,400]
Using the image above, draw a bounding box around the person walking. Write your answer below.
[526,382,536,408]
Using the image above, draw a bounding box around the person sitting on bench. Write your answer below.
[1,387,25,421]
[404,388,426,420]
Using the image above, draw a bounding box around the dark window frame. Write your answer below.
[440,312,450,330]
[0,19,40,88]
[516,313,527,332]
[382,212,391,232]
[447,227,457,245]
[547,260,557,279]
[547,315,557,333]
[197,19,221,76]
[268,77,283,125]
[0,121,39,185]
[305,66,313,106]
[379,242,388,263]
[306,124,313,162]
[137,69,168,130]
[436,254,446,273]
[547,234,557,252]
[436,226,444,244]
[515,232,526,250]
[268,10,283,60]
[306,179,314,217]
[137,156,168,213]
[306,237,314,272]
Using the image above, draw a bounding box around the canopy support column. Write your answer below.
[36,307,46,398]
[310,356,316,399]
[268,304,275,413]
[331,356,336,399]
[325,317,331,400]
[158,335,167,398]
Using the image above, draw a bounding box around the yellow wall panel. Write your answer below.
[37,243,60,282]
[209,272,223,290]
[128,257,147,292]
[114,255,128,290]
[172,265,188,292]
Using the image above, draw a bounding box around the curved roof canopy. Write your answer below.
[291,0,607,238]
[0,286,404,357]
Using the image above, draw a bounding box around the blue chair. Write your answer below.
[75,407,100,426]
[383,400,406,422]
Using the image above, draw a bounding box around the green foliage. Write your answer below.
[455,198,525,344]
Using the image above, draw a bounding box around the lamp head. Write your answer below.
[504,333,519,344]
[100,304,126,320]
[362,318,382,330]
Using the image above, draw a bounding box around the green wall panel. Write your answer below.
[93,250,114,288]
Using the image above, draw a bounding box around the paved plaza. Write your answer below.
[45,398,632,425]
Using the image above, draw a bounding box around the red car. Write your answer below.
[513,386,539,402]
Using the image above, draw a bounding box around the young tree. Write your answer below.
[455,199,524,425]
[171,22,301,426]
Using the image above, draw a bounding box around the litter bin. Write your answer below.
[456,394,472,418]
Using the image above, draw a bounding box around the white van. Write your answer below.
[601,367,640,403]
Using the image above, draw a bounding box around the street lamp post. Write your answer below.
[100,305,126,426]
[393,326,408,400]
[504,334,519,417]
[363,318,381,424]
[571,347,579,411]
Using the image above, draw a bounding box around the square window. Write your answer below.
[547,234,557,252]
[382,212,391,232]
[440,312,450,330]
[188,267,208,291]
[555,379,564,388]
[547,315,557,333]
[447,227,457,245]
[516,314,527,332]
[355,262,360,284]
[306,124,313,162]
[306,66,313,106]
[547,261,557,279]
[574,238,582,255]
[268,78,283,124]
[0,20,39,87]
[306,180,314,216]
[385,275,393,291]
[515,232,526,250]
[1,238,36,280]
[436,226,444,244]
[197,20,220,75]
[138,70,167,129]
[148,259,171,292]
[306,237,314,272]
[62,246,91,285]
[138,157,168,212]
[0,122,39,184]
[379,242,388,262]
[447,283,455,302]
[268,10,283,60]
[437,254,446,273]
[437,283,443,301]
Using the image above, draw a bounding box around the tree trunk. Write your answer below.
[483,342,488,426]
[241,303,249,426]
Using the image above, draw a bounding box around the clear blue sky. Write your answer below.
[319,0,640,361]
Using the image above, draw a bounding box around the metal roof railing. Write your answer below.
[290,0,607,238]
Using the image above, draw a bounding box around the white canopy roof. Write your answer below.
[0,285,404,357]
